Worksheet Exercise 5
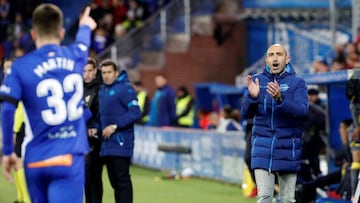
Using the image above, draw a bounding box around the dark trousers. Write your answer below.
[85,138,104,203]
[104,156,133,203]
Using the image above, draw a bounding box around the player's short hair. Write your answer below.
[87,57,97,68]
[99,59,118,72]
[32,3,63,38]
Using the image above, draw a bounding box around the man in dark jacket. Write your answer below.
[83,57,103,203]
[241,44,309,203]
[148,73,177,126]
[98,59,141,203]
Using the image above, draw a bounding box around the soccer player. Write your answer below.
[1,3,96,203]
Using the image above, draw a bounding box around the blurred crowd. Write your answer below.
[312,38,360,73]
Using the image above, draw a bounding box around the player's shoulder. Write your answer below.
[12,50,38,66]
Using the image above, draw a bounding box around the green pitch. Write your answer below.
[0,165,256,203]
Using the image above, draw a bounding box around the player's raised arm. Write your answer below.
[79,6,96,31]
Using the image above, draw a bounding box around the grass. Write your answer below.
[0,165,256,203]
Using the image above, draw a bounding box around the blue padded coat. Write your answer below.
[241,64,309,172]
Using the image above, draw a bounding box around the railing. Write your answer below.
[352,0,360,41]
[96,0,215,70]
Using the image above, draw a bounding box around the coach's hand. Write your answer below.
[79,6,97,31]
[102,125,116,139]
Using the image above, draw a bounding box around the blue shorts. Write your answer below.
[24,154,85,203]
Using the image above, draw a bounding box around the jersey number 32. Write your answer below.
[36,74,83,125]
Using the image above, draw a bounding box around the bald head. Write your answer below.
[266,44,288,56]
[265,44,290,74]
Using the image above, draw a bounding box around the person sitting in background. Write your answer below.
[312,59,328,73]
[176,86,194,128]
[217,105,242,132]
[207,111,219,130]
[121,0,144,32]
[299,119,353,202]
[329,59,346,72]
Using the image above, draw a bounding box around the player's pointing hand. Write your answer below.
[79,6,97,31]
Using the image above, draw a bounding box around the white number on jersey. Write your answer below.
[36,73,83,125]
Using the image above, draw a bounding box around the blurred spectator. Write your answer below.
[122,10,143,32]
[148,73,177,127]
[90,0,111,23]
[299,119,353,202]
[176,86,194,128]
[312,58,328,73]
[0,0,10,42]
[329,59,346,72]
[112,0,127,25]
[308,88,323,108]
[217,105,242,132]
[344,42,357,56]
[128,0,145,21]
[6,12,28,43]
[207,111,219,130]
[345,52,359,69]
[113,23,127,39]
[343,42,359,69]
[92,26,111,54]
[98,12,114,37]
[301,88,326,177]
[345,68,360,127]
[133,81,150,125]
[196,109,211,129]
[122,0,144,32]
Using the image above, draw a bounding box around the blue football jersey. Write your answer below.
[0,26,91,162]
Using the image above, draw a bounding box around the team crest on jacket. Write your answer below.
[279,84,290,92]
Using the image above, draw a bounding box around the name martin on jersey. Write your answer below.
[34,57,75,78]
[0,57,76,94]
